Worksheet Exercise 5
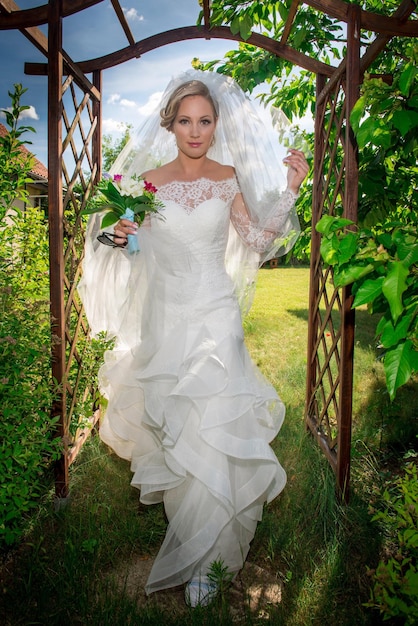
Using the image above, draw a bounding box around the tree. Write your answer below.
[197,2,417,398]
[197,1,417,232]
[102,123,132,172]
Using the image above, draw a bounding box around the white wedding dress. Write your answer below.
[90,176,295,594]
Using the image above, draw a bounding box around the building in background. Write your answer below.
[0,122,48,213]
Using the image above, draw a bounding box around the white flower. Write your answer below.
[117,176,145,197]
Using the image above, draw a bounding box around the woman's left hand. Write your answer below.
[283,149,309,195]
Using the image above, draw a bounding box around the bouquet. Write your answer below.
[83,173,164,253]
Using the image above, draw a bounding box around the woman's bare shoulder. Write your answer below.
[205,160,236,181]
[141,167,166,186]
[142,161,236,186]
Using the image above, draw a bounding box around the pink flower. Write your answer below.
[144,180,158,194]
[113,174,123,183]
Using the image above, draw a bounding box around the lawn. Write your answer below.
[0,267,416,625]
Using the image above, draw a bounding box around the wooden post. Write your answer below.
[48,0,68,500]
[337,3,361,501]
[305,73,326,431]
[92,69,102,186]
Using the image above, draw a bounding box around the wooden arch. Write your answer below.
[1,0,417,501]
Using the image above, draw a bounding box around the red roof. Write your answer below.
[0,122,48,181]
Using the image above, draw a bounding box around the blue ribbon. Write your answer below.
[121,208,139,254]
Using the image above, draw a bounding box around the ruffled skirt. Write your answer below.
[99,302,286,594]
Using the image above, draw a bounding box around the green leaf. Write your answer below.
[376,312,391,336]
[356,116,379,149]
[382,261,409,324]
[101,212,120,228]
[320,234,339,265]
[239,14,253,41]
[293,27,307,49]
[316,215,354,236]
[230,16,240,36]
[352,276,384,308]
[380,310,415,349]
[373,127,393,149]
[391,110,414,136]
[397,242,418,268]
[81,206,102,216]
[384,340,416,400]
[333,263,375,288]
[350,95,366,134]
[338,231,358,264]
[100,182,126,207]
[277,2,288,21]
[399,63,417,96]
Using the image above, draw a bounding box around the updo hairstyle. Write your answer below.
[160,80,219,131]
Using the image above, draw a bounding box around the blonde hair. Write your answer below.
[160,80,219,130]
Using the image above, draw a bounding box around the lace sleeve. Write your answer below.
[231,187,299,254]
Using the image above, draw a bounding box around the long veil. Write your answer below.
[78,69,300,343]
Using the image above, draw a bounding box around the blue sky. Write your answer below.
[1,0,314,168]
[0,0,241,166]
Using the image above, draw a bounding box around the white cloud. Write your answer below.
[123,7,144,22]
[120,98,137,108]
[22,105,39,120]
[102,118,130,134]
[0,105,39,121]
[107,94,137,109]
[107,93,121,105]
[137,91,163,116]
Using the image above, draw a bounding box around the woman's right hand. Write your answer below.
[113,218,138,247]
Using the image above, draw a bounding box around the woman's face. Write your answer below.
[172,95,216,160]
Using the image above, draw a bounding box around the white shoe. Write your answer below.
[185,576,218,607]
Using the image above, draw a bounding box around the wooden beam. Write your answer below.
[317,58,346,106]
[25,25,337,77]
[202,0,211,30]
[0,0,99,100]
[337,2,361,503]
[61,49,101,101]
[0,0,103,29]
[305,72,327,448]
[92,69,102,186]
[305,0,418,37]
[47,0,68,500]
[0,0,48,55]
[317,0,416,104]
[304,0,349,21]
[1,0,417,38]
[360,0,417,75]
[280,0,301,45]
[110,0,135,47]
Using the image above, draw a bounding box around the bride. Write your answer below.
[79,70,308,607]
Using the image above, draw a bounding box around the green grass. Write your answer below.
[0,268,416,625]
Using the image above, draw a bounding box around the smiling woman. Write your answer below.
[78,68,308,608]
[167,97,217,161]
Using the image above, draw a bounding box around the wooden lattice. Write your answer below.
[61,75,100,452]
[47,2,103,496]
[305,8,360,499]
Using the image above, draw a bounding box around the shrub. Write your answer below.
[365,461,418,624]
[0,206,61,547]
[0,85,61,547]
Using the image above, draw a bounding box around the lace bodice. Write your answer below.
[80,176,299,345]
[157,177,240,214]
[155,176,297,254]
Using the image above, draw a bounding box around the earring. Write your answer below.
[210,135,216,147]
